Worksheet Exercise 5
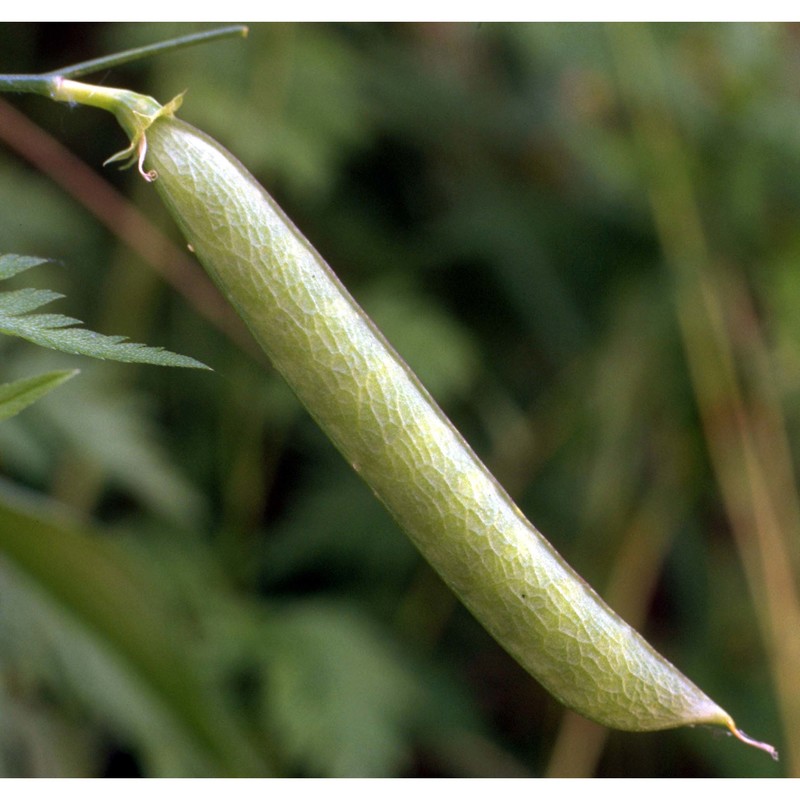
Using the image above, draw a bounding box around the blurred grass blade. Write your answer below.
[0,369,77,422]
[608,21,800,775]
[0,484,272,776]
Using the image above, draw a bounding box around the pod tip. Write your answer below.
[727,720,779,761]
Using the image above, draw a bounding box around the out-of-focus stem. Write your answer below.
[608,22,800,775]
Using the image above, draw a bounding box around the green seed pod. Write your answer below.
[142,113,774,753]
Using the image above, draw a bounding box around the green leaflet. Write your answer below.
[0,254,208,370]
[0,370,78,422]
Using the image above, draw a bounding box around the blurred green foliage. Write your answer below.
[0,22,797,777]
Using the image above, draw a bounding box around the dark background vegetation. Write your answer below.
[0,22,797,777]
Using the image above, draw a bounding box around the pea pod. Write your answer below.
[138,112,772,749]
[0,36,777,758]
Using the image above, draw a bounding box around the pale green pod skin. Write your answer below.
[144,116,732,733]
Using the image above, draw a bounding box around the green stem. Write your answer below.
[0,25,247,98]
[47,25,248,80]
[0,26,246,179]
